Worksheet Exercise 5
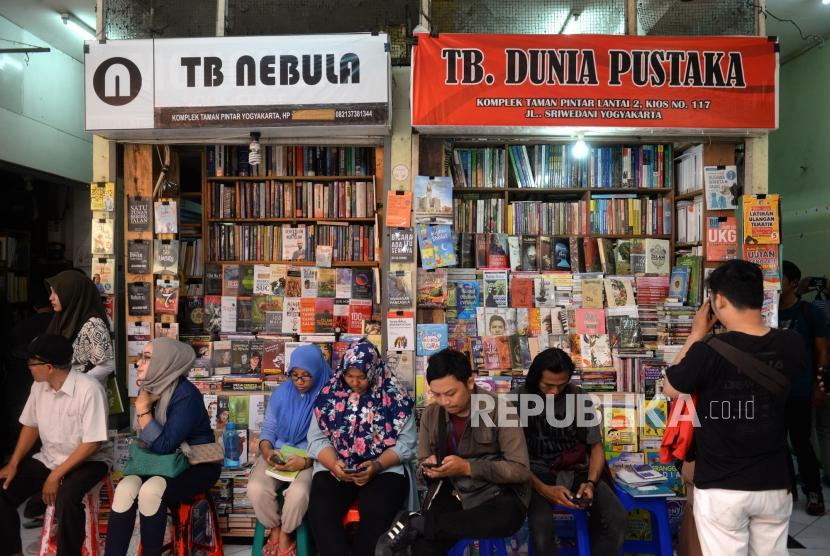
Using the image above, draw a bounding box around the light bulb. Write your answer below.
[248,133,261,167]
[572,134,588,159]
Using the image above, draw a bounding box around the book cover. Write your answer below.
[333,298,350,332]
[577,334,612,367]
[351,269,373,300]
[281,226,307,261]
[238,265,255,296]
[314,298,335,333]
[413,176,453,219]
[743,244,780,284]
[520,236,539,271]
[485,308,517,336]
[483,270,508,308]
[127,282,151,316]
[127,240,151,274]
[389,271,413,308]
[348,299,373,335]
[742,194,780,244]
[389,229,415,263]
[569,237,583,273]
[533,275,557,308]
[315,245,333,268]
[644,239,670,274]
[486,233,509,269]
[90,182,115,212]
[430,224,458,268]
[252,294,281,329]
[706,216,738,262]
[582,238,602,272]
[211,340,232,375]
[229,395,250,428]
[386,190,412,228]
[230,340,251,374]
[474,234,488,269]
[127,196,151,232]
[282,298,301,334]
[703,165,738,210]
[285,267,302,297]
[253,265,272,295]
[363,319,382,347]
[508,236,521,271]
[154,201,178,234]
[613,240,632,275]
[299,298,316,334]
[538,236,553,271]
[154,322,179,340]
[236,296,253,332]
[668,267,691,303]
[152,240,180,275]
[301,267,318,298]
[268,264,287,296]
[515,307,530,336]
[154,278,180,314]
[316,268,336,298]
[261,337,287,375]
[454,280,480,320]
[417,268,448,308]
[416,223,436,269]
[416,324,449,357]
[220,296,237,333]
[582,278,605,309]
[510,277,534,308]
[218,264,238,296]
[91,217,115,255]
[603,277,636,308]
[91,258,115,295]
[553,237,572,271]
[126,322,151,357]
[387,312,415,351]
[629,239,646,275]
[203,295,222,333]
[574,308,607,335]
[204,264,222,295]
[335,268,352,299]
[597,238,616,274]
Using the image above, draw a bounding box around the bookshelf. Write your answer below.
[0,229,31,335]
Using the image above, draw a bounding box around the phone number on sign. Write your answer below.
[336,109,374,119]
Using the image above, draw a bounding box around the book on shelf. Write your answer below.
[703,165,738,210]
[741,194,780,245]
[207,145,375,178]
[705,216,738,262]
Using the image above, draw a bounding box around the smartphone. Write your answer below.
[572,497,593,507]
[421,462,441,469]
[343,467,361,474]
[269,453,286,466]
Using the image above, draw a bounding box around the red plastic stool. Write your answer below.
[137,492,223,556]
[38,475,114,556]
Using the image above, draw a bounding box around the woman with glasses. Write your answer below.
[306,339,416,556]
[104,338,219,556]
[247,344,332,556]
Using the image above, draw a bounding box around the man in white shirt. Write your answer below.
[0,334,111,556]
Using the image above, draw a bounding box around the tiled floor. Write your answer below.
[787,484,830,554]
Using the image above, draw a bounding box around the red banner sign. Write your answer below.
[411,34,778,131]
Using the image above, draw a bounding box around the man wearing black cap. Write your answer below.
[0,334,111,556]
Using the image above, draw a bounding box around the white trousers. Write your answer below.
[694,487,792,556]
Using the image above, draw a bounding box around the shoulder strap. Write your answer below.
[704,335,790,397]
[436,407,448,462]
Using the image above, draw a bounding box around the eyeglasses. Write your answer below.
[290,374,312,383]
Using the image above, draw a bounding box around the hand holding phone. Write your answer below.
[421,462,441,469]
[269,453,286,466]
[343,467,361,474]
[572,496,593,507]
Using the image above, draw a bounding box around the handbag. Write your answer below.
[182,441,224,465]
[122,438,190,478]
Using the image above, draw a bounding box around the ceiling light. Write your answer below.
[248,132,262,168]
[572,133,589,159]
[824,0,830,5]
[60,12,95,40]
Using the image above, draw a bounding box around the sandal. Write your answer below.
[277,543,297,556]
[262,537,279,556]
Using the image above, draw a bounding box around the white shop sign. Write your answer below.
[85,33,390,135]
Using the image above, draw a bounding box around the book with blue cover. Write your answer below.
[416,324,449,357]
[668,266,691,303]
[455,280,480,320]
[429,224,458,268]
[614,480,675,498]
[417,223,437,269]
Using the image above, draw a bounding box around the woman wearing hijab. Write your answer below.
[247,345,332,556]
[306,339,416,556]
[45,270,114,382]
[104,338,219,556]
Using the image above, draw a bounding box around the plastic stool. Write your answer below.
[449,538,509,556]
[343,501,360,527]
[38,476,114,556]
[527,505,591,556]
[138,492,223,556]
[614,483,673,556]
[251,488,313,556]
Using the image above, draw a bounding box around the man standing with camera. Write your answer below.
[664,260,805,555]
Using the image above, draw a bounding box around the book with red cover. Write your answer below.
[510,277,534,308]
[299,298,316,334]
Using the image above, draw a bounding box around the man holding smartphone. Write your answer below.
[376,349,530,556]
